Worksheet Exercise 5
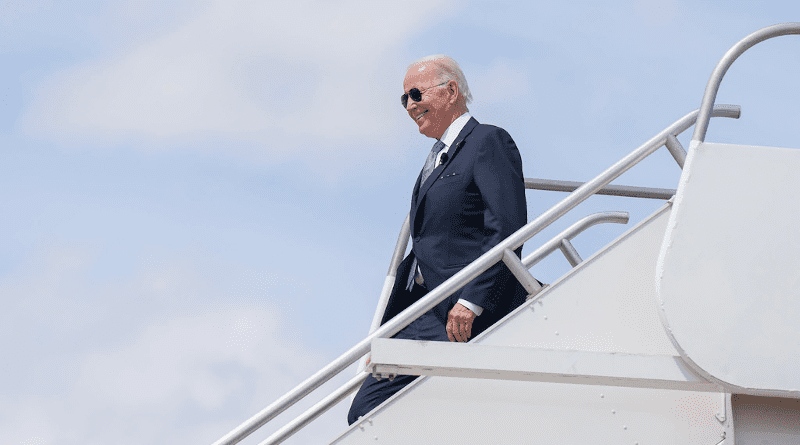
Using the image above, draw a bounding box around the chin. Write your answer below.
[418,124,435,139]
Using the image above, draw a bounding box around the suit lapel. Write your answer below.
[412,117,479,224]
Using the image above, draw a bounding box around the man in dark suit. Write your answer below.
[348,55,529,424]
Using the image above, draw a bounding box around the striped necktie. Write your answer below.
[420,140,446,186]
[406,140,447,291]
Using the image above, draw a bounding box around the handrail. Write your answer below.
[261,211,627,445]
[358,214,410,373]
[361,183,637,372]
[522,211,629,269]
[257,372,369,445]
[369,215,411,334]
[525,178,675,200]
[212,104,739,445]
[502,211,628,296]
[693,23,800,145]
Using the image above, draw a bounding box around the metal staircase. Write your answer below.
[213,23,800,445]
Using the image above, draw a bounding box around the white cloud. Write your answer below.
[0,241,355,444]
[1,403,56,445]
[19,0,454,167]
[78,308,318,408]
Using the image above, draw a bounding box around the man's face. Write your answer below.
[403,62,453,139]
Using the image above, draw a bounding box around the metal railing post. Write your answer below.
[358,215,411,373]
[502,248,543,296]
[559,239,583,267]
[664,134,686,168]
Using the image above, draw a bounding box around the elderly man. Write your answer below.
[347,55,530,424]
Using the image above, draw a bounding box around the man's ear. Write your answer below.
[447,79,460,104]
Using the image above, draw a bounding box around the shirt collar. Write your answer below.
[438,112,472,149]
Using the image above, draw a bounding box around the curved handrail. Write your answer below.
[692,23,800,144]
[522,211,629,269]
[212,104,739,445]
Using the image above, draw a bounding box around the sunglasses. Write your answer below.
[401,81,448,108]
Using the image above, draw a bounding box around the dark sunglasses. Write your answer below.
[401,81,448,108]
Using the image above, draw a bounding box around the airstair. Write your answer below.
[214,24,800,445]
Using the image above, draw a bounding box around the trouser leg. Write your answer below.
[347,372,418,425]
[347,285,448,425]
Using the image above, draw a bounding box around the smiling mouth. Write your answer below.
[415,111,428,121]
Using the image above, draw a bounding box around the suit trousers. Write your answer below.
[347,283,448,425]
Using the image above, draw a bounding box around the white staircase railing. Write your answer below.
[212,104,740,445]
[691,23,800,146]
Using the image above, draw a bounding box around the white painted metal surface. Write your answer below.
[482,203,676,356]
[371,338,717,392]
[657,142,800,397]
[331,204,729,444]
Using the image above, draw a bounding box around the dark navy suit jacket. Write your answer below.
[381,117,528,336]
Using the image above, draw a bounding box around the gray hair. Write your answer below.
[407,55,473,104]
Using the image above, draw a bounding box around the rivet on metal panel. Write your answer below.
[600,393,604,398]
[359,425,365,431]
[554,331,559,335]
[623,425,627,430]
[368,419,373,425]
[612,409,616,414]
[544,315,547,320]
[374,436,378,440]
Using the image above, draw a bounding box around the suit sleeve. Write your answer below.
[457,127,527,313]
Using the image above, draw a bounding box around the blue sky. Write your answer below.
[1,1,799,444]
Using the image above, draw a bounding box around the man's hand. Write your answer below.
[447,303,477,342]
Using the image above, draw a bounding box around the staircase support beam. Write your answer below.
[371,338,720,393]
